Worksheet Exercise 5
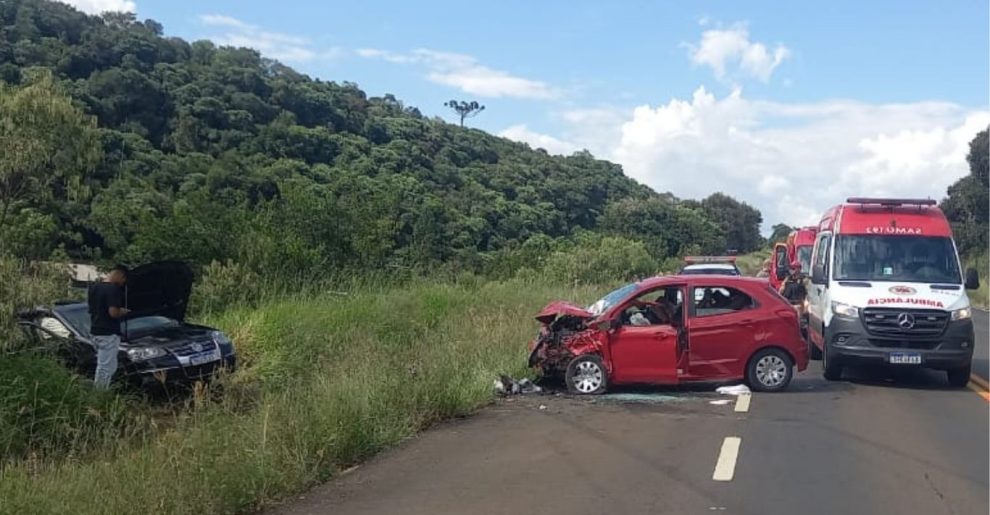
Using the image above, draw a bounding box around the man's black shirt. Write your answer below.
[88,282,124,336]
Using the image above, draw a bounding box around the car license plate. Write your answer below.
[889,352,921,365]
[189,350,220,366]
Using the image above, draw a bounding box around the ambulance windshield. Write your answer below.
[833,235,961,284]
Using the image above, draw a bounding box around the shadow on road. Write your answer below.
[840,365,965,391]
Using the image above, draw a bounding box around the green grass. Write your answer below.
[735,249,769,276]
[0,278,607,515]
[964,253,988,309]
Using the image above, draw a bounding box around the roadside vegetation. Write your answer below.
[0,279,607,514]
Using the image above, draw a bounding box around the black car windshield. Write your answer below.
[796,246,813,272]
[55,305,179,339]
[833,235,961,283]
[587,283,638,316]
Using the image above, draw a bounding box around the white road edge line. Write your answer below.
[734,393,751,413]
[712,437,741,482]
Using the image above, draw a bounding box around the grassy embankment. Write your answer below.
[965,253,989,309]
[0,279,606,514]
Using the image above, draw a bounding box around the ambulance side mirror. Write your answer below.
[811,264,826,285]
[964,268,980,290]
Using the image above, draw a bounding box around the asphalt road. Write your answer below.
[971,309,988,382]
[270,356,989,515]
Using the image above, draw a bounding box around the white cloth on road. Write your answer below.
[715,384,751,396]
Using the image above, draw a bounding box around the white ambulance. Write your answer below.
[806,198,980,386]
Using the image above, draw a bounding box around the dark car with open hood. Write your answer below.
[16,261,236,389]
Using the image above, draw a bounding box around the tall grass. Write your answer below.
[0,278,607,514]
[0,254,73,352]
[964,253,988,308]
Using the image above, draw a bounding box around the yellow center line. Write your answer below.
[969,374,989,391]
[968,381,990,402]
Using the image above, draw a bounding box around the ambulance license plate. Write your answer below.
[888,352,921,365]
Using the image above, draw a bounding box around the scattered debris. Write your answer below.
[538,404,547,410]
[494,375,543,396]
[708,399,732,406]
[715,384,751,396]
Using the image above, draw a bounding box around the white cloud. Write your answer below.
[687,24,790,82]
[61,0,136,14]
[499,125,581,155]
[199,14,343,63]
[507,87,989,231]
[359,48,559,100]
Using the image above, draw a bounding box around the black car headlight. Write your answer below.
[212,331,234,353]
[126,346,166,361]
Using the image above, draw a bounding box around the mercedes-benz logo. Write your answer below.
[897,313,916,329]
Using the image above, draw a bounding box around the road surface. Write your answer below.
[971,309,988,382]
[270,316,990,515]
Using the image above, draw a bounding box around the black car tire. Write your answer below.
[746,348,794,392]
[946,365,971,388]
[565,355,608,395]
[822,338,843,381]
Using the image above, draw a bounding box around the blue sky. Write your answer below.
[71,0,990,229]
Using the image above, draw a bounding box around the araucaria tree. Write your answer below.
[444,100,485,127]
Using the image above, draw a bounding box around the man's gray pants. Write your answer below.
[92,335,120,389]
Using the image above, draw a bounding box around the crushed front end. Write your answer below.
[528,302,606,377]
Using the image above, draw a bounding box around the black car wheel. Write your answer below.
[946,364,971,388]
[565,355,608,395]
[746,348,794,392]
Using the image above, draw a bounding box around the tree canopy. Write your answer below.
[0,0,765,279]
[942,127,989,256]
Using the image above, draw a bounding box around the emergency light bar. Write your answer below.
[683,256,737,264]
[846,197,936,207]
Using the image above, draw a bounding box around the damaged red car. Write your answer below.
[528,276,808,394]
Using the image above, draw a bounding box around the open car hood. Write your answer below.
[535,301,594,325]
[125,261,194,322]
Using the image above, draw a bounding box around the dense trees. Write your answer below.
[942,128,989,256]
[697,193,764,253]
[769,224,793,244]
[0,0,764,280]
[0,73,100,254]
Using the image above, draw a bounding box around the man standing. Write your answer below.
[87,265,130,389]
[779,262,810,307]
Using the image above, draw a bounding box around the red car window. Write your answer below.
[690,286,755,317]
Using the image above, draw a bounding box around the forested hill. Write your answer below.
[0,0,764,278]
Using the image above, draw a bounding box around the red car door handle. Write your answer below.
[740,318,754,324]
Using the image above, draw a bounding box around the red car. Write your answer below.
[528,275,809,394]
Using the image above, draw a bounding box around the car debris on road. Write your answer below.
[494,375,543,396]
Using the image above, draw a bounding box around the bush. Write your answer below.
[964,253,988,308]
[0,253,72,352]
[533,234,659,284]
[190,259,264,315]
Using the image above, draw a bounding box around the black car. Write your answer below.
[17,261,236,389]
